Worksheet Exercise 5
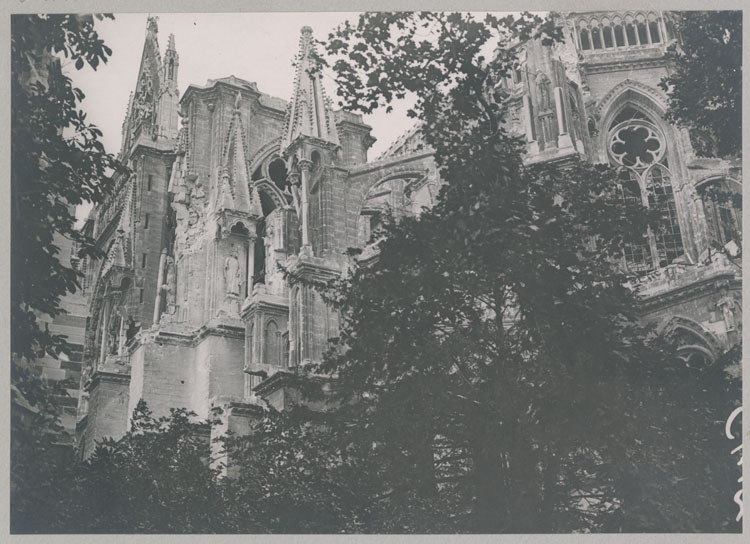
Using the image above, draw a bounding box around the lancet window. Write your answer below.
[607,106,684,272]
[698,178,741,249]
[576,13,663,52]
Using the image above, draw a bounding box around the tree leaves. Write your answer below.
[659,12,742,158]
[11,14,128,360]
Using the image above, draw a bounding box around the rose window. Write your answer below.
[609,122,664,169]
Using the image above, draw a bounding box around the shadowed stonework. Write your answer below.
[76,12,741,460]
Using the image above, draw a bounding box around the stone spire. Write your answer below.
[214,96,262,217]
[163,32,179,89]
[120,16,163,157]
[282,26,340,149]
[101,178,137,277]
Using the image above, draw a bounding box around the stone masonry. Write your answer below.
[77,13,741,458]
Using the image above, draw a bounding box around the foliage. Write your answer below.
[222,406,373,533]
[9,12,741,535]
[659,12,742,157]
[13,401,241,534]
[10,359,79,533]
[11,14,128,360]
[294,11,742,532]
[67,401,239,533]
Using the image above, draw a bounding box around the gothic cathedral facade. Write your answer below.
[75,13,741,457]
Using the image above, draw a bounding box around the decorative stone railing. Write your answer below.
[570,12,668,58]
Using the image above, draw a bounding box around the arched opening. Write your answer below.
[311,150,321,171]
[268,158,288,192]
[357,174,425,247]
[637,21,650,45]
[649,21,661,43]
[625,23,637,45]
[606,100,685,273]
[580,28,591,50]
[698,178,741,249]
[614,24,625,47]
[662,316,720,371]
[229,222,251,296]
[253,220,266,286]
[264,320,280,366]
[591,27,603,49]
[230,222,249,236]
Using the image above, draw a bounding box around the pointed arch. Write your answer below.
[597,80,668,129]
[660,315,722,362]
[248,138,282,178]
[602,85,687,271]
[253,180,289,215]
[264,319,280,366]
[356,170,428,246]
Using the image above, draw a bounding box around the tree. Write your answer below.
[659,12,742,158]
[13,401,251,534]
[11,14,128,361]
[290,11,742,532]
[65,401,241,534]
[10,360,80,533]
[11,14,128,533]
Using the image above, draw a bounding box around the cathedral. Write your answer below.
[72,12,741,458]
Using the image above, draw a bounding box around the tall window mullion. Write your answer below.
[647,166,684,266]
[619,172,654,273]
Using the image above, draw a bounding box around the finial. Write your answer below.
[235,91,242,110]
[147,16,159,34]
[301,26,313,36]
[167,33,176,50]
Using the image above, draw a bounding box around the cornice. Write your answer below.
[86,370,131,391]
[583,56,668,76]
[637,274,740,313]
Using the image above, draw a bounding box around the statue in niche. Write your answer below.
[264,221,276,283]
[224,248,241,296]
[118,315,128,354]
[537,76,552,111]
[163,257,177,314]
[287,173,302,218]
[108,311,121,355]
[141,101,153,123]
[716,287,739,332]
[126,317,140,341]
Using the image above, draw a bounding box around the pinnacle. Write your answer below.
[282,23,339,149]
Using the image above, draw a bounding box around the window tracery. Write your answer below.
[698,179,741,248]
[607,106,684,272]
[576,12,663,52]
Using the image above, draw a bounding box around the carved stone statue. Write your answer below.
[716,288,738,332]
[537,76,551,111]
[163,256,176,313]
[108,312,121,355]
[287,173,302,218]
[224,249,241,295]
